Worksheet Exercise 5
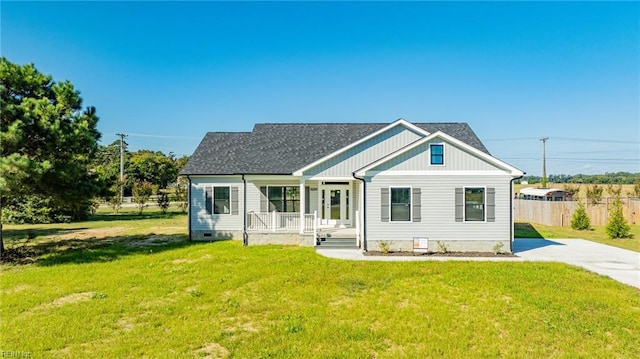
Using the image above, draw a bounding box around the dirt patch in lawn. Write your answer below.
[364,251,516,257]
[47,227,128,241]
[35,292,96,311]
[125,235,184,248]
[195,342,229,359]
[118,318,135,332]
[1,284,33,295]
[171,254,212,264]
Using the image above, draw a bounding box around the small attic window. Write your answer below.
[430,144,444,165]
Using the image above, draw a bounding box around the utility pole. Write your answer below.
[540,137,549,188]
[116,133,128,202]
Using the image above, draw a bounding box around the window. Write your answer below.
[214,187,230,214]
[268,186,300,212]
[464,187,485,221]
[205,186,230,214]
[390,187,411,221]
[430,144,444,165]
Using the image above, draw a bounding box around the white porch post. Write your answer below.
[272,210,277,232]
[299,179,305,234]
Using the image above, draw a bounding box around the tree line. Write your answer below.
[521,172,640,185]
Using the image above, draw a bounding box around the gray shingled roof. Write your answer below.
[180,121,490,175]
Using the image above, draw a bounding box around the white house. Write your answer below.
[180,119,524,252]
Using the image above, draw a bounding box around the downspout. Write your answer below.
[352,172,367,252]
[186,175,192,241]
[242,174,248,246]
[510,174,524,253]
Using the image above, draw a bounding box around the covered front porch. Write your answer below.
[245,178,362,247]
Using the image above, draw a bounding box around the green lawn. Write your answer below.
[2,211,639,357]
[515,222,640,252]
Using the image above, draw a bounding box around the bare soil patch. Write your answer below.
[125,235,183,248]
[36,292,95,310]
[47,227,128,240]
[195,342,229,359]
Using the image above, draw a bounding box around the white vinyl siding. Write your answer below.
[303,125,423,178]
[190,176,244,231]
[372,139,501,172]
[366,174,512,243]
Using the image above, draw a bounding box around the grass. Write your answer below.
[515,222,640,252]
[2,211,640,357]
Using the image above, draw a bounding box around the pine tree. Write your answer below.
[571,200,590,230]
[606,195,630,239]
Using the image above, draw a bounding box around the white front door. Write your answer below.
[320,184,351,227]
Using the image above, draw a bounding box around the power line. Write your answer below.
[552,137,639,144]
[485,136,639,144]
[128,133,200,140]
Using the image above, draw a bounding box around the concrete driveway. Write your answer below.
[317,238,640,289]
[513,238,639,289]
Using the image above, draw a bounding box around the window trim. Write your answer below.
[463,186,486,222]
[205,185,231,215]
[389,186,412,222]
[430,143,445,166]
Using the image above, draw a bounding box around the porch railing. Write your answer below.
[247,211,316,233]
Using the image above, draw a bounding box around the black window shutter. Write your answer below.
[205,187,213,214]
[412,188,421,222]
[305,187,310,214]
[487,187,496,222]
[381,188,389,222]
[231,187,239,215]
[455,187,463,222]
[260,186,268,212]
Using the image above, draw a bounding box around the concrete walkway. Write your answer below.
[316,238,640,289]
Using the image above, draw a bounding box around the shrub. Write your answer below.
[570,200,591,230]
[1,195,72,224]
[157,193,170,214]
[436,241,448,254]
[606,184,622,197]
[586,184,603,205]
[563,183,581,197]
[107,195,122,214]
[606,195,631,239]
[628,180,640,198]
[174,177,188,213]
[133,180,157,214]
[378,241,391,254]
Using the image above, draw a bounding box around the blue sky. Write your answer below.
[2,1,639,176]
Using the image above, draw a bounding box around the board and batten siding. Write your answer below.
[366,174,513,244]
[190,176,244,231]
[373,139,501,172]
[303,125,423,178]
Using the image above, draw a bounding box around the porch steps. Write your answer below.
[317,237,358,249]
[316,229,358,249]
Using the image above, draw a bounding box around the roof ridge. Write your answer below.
[253,122,466,125]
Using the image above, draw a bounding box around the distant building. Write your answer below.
[519,187,572,201]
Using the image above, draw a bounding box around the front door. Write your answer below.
[321,185,351,226]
